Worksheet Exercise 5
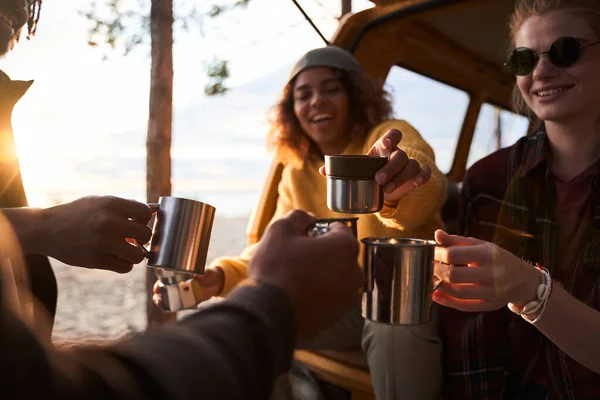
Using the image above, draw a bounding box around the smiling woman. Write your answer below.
[439,1,600,398]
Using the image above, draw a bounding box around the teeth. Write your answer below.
[311,114,332,123]
[536,88,564,97]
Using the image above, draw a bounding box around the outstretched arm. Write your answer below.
[1,196,152,273]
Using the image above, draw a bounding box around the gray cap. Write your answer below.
[288,46,363,83]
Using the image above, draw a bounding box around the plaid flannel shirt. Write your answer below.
[441,127,600,400]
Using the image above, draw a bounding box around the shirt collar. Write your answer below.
[519,123,551,178]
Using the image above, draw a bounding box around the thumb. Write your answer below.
[434,229,483,246]
[282,209,317,235]
[324,221,354,237]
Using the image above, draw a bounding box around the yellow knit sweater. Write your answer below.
[212,119,447,296]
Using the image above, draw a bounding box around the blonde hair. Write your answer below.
[509,0,600,115]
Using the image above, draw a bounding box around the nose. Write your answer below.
[310,90,326,107]
[532,54,560,81]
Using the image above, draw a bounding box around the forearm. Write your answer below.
[0,207,50,258]
[534,283,600,373]
[3,281,296,399]
[110,281,296,399]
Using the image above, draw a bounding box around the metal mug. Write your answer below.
[325,155,387,214]
[327,178,383,214]
[307,217,358,238]
[153,269,199,312]
[361,237,442,325]
[138,196,216,274]
[136,196,216,312]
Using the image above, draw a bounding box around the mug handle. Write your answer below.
[432,243,451,292]
[135,203,160,258]
[433,277,443,292]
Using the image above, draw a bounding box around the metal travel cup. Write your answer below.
[361,237,441,325]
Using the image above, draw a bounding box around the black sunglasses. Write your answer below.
[505,36,600,76]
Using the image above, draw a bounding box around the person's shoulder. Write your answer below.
[467,133,538,179]
[464,135,535,197]
[281,157,317,180]
[467,147,513,179]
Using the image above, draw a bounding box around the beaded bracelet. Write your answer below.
[507,263,552,324]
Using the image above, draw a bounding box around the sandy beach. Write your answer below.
[51,216,250,345]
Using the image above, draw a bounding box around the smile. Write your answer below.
[310,114,333,123]
[533,85,573,98]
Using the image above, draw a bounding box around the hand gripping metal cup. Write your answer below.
[361,237,442,325]
[325,155,387,214]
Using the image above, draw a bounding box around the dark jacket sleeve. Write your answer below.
[1,280,296,399]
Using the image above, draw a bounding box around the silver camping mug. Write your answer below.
[153,269,199,312]
[307,217,359,238]
[138,196,216,274]
[325,155,388,214]
[137,196,216,312]
[361,237,442,325]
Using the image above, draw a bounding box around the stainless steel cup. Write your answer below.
[136,196,216,312]
[361,237,441,325]
[307,217,359,238]
[153,269,199,312]
[139,196,216,275]
[325,155,387,214]
[327,178,382,214]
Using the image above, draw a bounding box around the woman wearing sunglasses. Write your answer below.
[436,0,600,399]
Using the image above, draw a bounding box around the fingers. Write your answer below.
[153,279,161,294]
[192,270,223,301]
[433,291,500,312]
[111,240,147,265]
[434,280,496,301]
[375,148,409,185]
[107,197,153,222]
[382,158,418,193]
[152,293,163,308]
[435,230,484,247]
[281,210,317,235]
[96,254,134,274]
[434,262,494,285]
[115,219,153,244]
[314,222,360,267]
[415,165,431,186]
[324,221,354,237]
[367,129,402,157]
[435,243,489,265]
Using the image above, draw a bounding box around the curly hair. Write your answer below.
[27,0,42,38]
[508,0,600,115]
[266,67,394,166]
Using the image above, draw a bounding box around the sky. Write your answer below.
[1,0,529,217]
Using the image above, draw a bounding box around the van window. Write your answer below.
[385,66,470,173]
[467,103,530,168]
